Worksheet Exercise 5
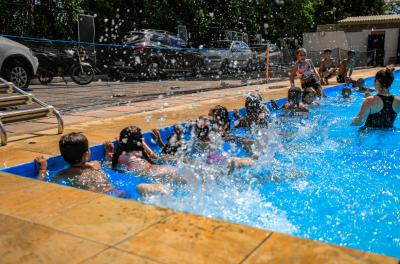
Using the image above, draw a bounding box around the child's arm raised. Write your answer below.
[34,156,48,181]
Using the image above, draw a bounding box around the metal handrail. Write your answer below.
[0,77,64,145]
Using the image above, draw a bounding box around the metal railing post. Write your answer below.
[265,44,270,82]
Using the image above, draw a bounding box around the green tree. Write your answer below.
[385,0,400,14]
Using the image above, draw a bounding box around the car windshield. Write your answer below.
[239,43,249,49]
[125,33,146,44]
[149,33,170,46]
[169,36,186,47]
[205,41,231,49]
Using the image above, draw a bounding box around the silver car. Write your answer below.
[251,43,283,69]
[200,40,254,73]
[0,37,39,88]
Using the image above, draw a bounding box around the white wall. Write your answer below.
[303,28,399,65]
[346,31,369,52]
[383,28,399,65]
[303,31,349,51]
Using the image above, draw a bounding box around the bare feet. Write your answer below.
[136,183,170,196]
[103,141,114,161]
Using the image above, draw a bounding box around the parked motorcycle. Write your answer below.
[36,46,95,85]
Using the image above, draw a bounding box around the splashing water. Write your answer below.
[102,75,400,258]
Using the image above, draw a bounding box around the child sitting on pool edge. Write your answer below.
[337,50,355,84]
[319,49,337,85]
[34,132,163,197]
[290,48,324,97]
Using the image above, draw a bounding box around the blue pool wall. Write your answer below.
[0,76,375,178]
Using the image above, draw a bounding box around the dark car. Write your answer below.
[104,30,203,79]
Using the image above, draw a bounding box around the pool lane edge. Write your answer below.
[1,70,398,263]
[0,171,397,264]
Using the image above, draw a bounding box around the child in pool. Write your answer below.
[208,105,255,154]
[337,50,355,84]
[282,86,310,113]
[303,87,320,106]
[290,48,324,97]
[342,86,352,98]
[319,49,337,85]
[105,126,185,185]
[234,93,270,129]
[152,124,185,156]
[193,115,254,171]
[352,78,375,97]
[34,132,161,197]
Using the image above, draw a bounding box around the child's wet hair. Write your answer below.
[245,93,263,114]
[59,132,89,165]
[375,66,395,89]
[194,115,212,140]
[288,86,303,104]
[323,49,332,53]
[296,48,307,56]
[348,50,355,56]
[342,87,352,98]
[112,126,153,168]
[209,105,230,128]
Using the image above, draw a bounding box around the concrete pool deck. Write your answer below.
[1,67,399,263]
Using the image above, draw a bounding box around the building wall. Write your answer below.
[345,31,368,52]
[303,28,399,65]
[384,28,399,64]
[303,31,349,51]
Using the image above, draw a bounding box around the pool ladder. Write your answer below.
[0,77,64,146]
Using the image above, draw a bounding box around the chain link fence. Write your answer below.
[281,48,383,68]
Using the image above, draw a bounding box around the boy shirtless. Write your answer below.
[35,132,164,197]
[337,50,355,83]
[319,49,337,85]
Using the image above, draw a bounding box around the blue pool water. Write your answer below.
[2,72,400,258]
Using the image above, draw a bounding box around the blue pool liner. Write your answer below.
[0,76,374,179]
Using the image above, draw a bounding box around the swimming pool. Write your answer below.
[2,72,400,258]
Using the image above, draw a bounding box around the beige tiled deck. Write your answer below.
[1,68,399,263]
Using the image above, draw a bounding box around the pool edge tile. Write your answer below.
[242,232,399,264]
[115,211,271,264]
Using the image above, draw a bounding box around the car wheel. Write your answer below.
[220,60,230,75]
[147,62,164,79]
[3,61,31,88]
[246,60,254,72]
[37,71,53,85]
[191,62,203,77]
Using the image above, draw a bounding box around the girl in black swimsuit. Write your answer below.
[351,67,399,128]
